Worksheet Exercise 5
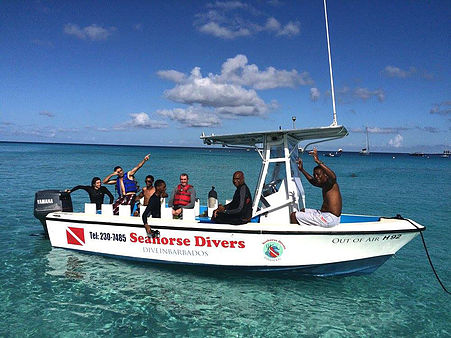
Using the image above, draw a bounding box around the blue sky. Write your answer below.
[1,0,449,152]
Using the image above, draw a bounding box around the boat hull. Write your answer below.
[46,213,424,277]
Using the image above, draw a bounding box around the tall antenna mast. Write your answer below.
[323,0,337,126]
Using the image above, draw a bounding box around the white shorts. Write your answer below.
[295,208,340,228]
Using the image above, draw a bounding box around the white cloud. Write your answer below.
[265,17,281,31]
[155,55,312,126]
[64,24,116,41]
[157,107,221,127]
[195,3,300,39]
[10,127,57,138]
[382,65,416,78]
[198,22,251,39]
[85,126,110,132]
[338,86,385,102]
[157,70,187,83]
[382,65,435,80]
[351,127,407,134]
[207,1,249,10]
[265,17,300,36]
[164,71,269,116]
[116,113,168,129]
[354,87,385,102]
[310,87,320,102]
[278,21,300,36]
[388,134,403,148]
[216,54,313,89]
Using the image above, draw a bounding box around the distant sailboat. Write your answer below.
[359,127,370,155]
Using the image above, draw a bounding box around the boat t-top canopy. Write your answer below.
[201,125,348,147]
[200,124,348,224]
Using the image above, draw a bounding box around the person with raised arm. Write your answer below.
[66,177,114,211]
[103,154,150,215]
[290,148,342,227]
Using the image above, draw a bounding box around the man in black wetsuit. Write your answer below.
[66,177,114,211]
[212,171,253,225]
[142,179,166,237]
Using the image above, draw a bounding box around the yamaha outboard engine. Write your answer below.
[34,190,73,236]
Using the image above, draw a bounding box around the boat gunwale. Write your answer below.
[46,215,425,235]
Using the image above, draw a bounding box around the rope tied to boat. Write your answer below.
[383,214,450,295]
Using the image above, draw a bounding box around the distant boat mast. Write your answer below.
[323,0,337,126]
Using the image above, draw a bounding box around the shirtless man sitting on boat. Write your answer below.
[133,175,156,216]
[290,148,342,227]
[135,175,155,206]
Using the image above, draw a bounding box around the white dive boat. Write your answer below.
[33,0,424,276]
[359,127,370,156]
[36,125,425,277]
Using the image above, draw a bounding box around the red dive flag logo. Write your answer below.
[66,227,85,246]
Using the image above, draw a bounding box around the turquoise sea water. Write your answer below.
[0,142,450,337]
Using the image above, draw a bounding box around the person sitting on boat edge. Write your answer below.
[142,179,166,238]
[168,173,196,219]
[66,177,114,211]
[102,154,150,215]
[212,171,252,225]
[290,148,342,227]
[133,175,156,216]
[136,175,155,206]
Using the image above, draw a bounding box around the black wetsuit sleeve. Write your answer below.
[70,185,90,193]
[101,186,114,204]
[142,196,160,224]
[225,185,246,215]
[142,203,152,225]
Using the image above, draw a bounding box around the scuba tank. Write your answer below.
[208,186,217,208]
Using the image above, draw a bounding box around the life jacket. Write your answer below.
[116,172,137,197]
[173,184,192,206]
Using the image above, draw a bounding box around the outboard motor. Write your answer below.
[34,190,73,236]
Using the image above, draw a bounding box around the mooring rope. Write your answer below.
[383,214,450,295]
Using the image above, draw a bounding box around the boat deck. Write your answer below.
[196,214,380,224]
